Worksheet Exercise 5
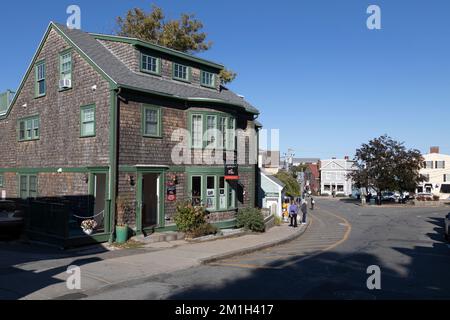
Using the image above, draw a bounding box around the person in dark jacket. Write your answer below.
[288,201,298,228]
[301,199,308,225]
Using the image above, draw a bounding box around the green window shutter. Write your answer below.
[80,104,96,137]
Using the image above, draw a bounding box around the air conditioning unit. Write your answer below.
[59,79,72,89]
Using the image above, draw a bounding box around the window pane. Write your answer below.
[202,71,214,86]
[144,108,159,136]
[142,55,158,73]
[219,117,226,148]
[84,122,94,136]
[192,176,202,206]
[206,115,216,145]
[192,115,203,147]
[174,64,188,80]
[219,177,226,210]
[38,80,45,95]
[206,176,216,209]
[29,176,37,198]
[20,176,28,199]
[19,121,25,140]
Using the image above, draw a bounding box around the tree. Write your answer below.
[116,5,236,84]
[350,135,424,205]
[275,171,301,198]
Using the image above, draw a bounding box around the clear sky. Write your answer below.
[1,0,449,158]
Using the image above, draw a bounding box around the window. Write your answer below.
[18,116,39,141]
[80,105,95,137]
[206,115,217,147]
[141,54,160,74]
[0,174,3,187]
[219,177,226,209]
[444,174,450,182]
[324,184,331,191]
[337,185,344,192]
[201,71,215,88]
[218,117,227,149]
[191,176,202,206]
[227,118,236,150]
[424,161,433,169]
[191,114,203,148]
[173,63,189,81]
[436,161,445,169]
[35,61,46,97]
[59,51,72,86]
[206,176,216,209]
[19,175,38,199]
[142,105,161,137]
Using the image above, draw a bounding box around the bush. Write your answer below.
[237,208,265,233]
[190,223,219,238]
[174,201,207,233]
[433,195,440,201]
[274,215,282,226]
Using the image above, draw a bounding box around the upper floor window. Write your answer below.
[173,63,189,82]
[190,113,235,150]
[142,105,162,137]
[201,71,215,88]
[59,51,72,88]
[444,174,450,182]
[436,161,445,169]
[35,61,46,97]
[80,105,96,137]
[141,54,160,74]
[424,161,433,169]
[18,116,40,141]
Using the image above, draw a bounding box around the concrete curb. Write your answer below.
[200,220,311,265]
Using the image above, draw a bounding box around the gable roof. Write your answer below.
[263,172,286,188]
[0,22,259,118]
[53,23,259,115]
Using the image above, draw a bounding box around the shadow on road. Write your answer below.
[167,215,450,300]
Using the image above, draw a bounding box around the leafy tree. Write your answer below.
[275,171,301,198]
[116,5,236,84]
[350,135,424,204]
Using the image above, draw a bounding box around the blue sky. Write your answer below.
[1,0,450,158]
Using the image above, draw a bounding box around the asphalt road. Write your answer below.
[86,198,450,300]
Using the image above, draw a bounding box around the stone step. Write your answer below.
[132,231,185,244]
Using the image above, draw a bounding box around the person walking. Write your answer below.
[288,200,298,228]
[310,197,315,210]
[301,199,308,225]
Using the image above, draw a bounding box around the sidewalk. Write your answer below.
[0,223,308,300]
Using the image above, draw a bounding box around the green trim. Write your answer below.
[34,59,46,98]
[200,70,216,89]
[17,115,40,142]
[91,33,224,71]
[0,167,93,174]
[142,104,162,138]
[140,52,161,76]
[172,63,191,83]
[80,104,96,138]
[108,88,118,243]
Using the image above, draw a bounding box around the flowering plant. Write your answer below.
[81,219,98,231]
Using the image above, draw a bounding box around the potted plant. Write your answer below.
[115,195,129,244]
[81,219,97,235]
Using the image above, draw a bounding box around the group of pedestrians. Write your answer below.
[288,196,315,228]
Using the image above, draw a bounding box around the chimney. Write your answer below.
[344,156,349,160]
[430,146,440,154]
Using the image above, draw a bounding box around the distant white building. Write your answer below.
[417,147,450,200]
[320,157,355,196]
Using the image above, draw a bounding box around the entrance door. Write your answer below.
[93,173,106,232]
[142,173,160,229]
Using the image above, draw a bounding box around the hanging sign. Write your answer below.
[225,164,239,180]
[167,185,177,201]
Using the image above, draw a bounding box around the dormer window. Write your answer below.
[201,71,215,88]
[141,53,160,75]
[173,63,190,82]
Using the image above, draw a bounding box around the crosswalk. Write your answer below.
[208,206,351,270]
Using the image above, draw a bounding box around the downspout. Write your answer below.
[108,86,120,243]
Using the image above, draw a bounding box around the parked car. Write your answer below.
[382,191,400,202]
[445,213,450,242]
[0,200,24,240]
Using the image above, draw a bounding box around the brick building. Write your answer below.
[0,22,260,247]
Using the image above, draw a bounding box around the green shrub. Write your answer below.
[274,215,282,226]
[237,208,265,233]
[174,201,207,233]
[190,223,219,238]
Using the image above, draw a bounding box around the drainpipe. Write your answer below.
[108,87,120,243]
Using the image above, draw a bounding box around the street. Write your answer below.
[84,198,450,300]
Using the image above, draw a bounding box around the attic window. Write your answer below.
[201,71,215,88]
[141,54,160,75]
[35,61,46,97]
[173,63,189,82]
